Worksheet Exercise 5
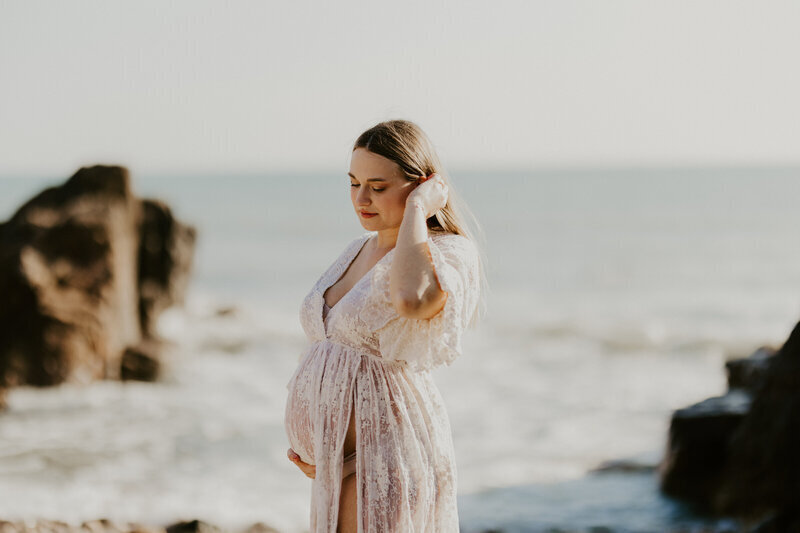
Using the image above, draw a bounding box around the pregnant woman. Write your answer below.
[284,119,484,532]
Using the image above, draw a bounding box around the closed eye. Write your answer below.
[350,183,385,192]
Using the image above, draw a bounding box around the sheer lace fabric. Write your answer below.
[284,231,480,532]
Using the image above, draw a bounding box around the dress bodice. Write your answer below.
[298,230,481,371]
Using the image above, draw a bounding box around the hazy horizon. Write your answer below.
[2,0,799,177]
[1,162,799,182]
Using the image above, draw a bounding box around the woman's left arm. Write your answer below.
[389,175,449,320]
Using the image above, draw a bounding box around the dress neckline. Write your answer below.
[323,234,379,309]
[320,233,396,334]
[319,231,451,332]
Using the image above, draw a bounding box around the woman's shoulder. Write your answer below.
[429,231,477,256]
[429,229,470,242]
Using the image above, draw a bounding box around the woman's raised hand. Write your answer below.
[288,448,316,479]
[405,173,448,219]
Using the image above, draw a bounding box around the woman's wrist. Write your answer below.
[405,199,426,216]
[399,198,430,244]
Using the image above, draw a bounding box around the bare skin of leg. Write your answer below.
[337,398,358,533]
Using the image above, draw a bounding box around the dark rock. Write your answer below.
[725,346,776,393]
[165,520,224,533]
[0,165,195,406]
[590,458,658,473]
[137,199,196,338]
[658,389,751,508]
[659,321,800,525]
[0,518,265,533]
[120,338,168,381]
[714,321,800,519]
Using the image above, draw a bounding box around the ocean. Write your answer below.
[0,167,798,532]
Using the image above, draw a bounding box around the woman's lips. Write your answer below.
[360,211,377,218]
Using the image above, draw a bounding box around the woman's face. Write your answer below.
[348,147,417,231]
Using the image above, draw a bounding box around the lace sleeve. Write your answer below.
[359,232,480,372]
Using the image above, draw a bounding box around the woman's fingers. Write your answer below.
[297,461,316,479]
[408,173,448,217]
[429,174,448,207]
[287,448,316,479]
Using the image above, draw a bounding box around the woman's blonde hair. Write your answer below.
[352,119,488,326]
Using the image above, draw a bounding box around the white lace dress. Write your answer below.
[284,230,481,532]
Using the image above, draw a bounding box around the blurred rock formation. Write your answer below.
[659,321,800,529]
[0,518,281,533]
[0,165,196,406]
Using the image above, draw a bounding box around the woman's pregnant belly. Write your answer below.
[284,340,364,466]
[284,349,320,465]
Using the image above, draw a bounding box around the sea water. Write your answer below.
[0,168,798,532]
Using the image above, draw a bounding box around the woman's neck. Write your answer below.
[374,228,400,251]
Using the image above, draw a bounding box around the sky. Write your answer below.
[1,0,798,178]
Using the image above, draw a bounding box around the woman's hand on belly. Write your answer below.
[288,448,316,479]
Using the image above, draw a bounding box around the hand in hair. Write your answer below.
[405,173,448,219]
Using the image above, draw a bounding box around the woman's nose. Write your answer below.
[356,188,370,205]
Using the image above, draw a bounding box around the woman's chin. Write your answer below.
[358,217,379,229]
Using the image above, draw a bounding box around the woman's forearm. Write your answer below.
[389,203,447,319]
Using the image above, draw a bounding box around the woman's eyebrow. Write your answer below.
[348,172,387,182]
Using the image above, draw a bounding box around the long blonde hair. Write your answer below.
[352,119,488,326]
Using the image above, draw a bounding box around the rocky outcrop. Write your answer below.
[138,198,195,337]
[0,518,280,533]
[658,389,752,508]
[724,346,775,393]
[0,165,196,402]
[659,321,800,526]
